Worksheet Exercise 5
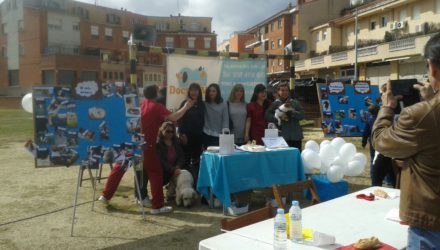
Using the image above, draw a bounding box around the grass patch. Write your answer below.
[0,109,33,143]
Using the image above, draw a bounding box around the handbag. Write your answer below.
[264,123,279,138]
[219,128,235,155]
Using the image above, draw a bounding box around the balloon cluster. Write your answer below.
[301,138,367,183]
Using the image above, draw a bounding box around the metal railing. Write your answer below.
[389,37,416,52]
[358,45,378,57]
[311,56,324,65]
[295,60,305,68]
[331,51,348,62]
[43,45,80,56]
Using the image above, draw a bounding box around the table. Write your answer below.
[197,148,305,208]
[199,187,407,250]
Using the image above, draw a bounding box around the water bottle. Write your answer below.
[273,208,287,250]
[289,200,302,242]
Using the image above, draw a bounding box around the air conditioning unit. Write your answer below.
[395,21,406,30]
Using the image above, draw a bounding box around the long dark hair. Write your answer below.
[205,83,223,104]
[187,83,203,103]
[250,84,269,110]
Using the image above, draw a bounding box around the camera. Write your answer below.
[390,79,420,114]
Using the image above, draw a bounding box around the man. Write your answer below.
[372,33,440,248]
[265,82,304,150]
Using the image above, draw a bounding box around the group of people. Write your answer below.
[99,81,305,214]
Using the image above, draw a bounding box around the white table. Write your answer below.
[200,187,407,250]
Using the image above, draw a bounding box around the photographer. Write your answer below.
[372,33,440,248]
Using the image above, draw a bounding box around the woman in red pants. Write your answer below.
[99,85,193,214]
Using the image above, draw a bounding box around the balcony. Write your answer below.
[245,35,267,49]
[43,45,80,56]
[295,60,305,68]
[358,45,378,57]
[311,56,324,65]
[389,37,416,52]
[331,51,348,62]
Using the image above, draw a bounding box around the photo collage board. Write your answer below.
[32,81,144,167]
[317,81,380,137]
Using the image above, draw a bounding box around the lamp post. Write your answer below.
[351,0,362,82]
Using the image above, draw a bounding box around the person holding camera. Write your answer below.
[372,33,440,249]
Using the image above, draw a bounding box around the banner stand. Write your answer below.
[70,160,147,237]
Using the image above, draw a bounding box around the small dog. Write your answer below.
[275,102,294,126]
[175,169,198,207]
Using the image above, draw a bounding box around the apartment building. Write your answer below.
[244,0,351,81]
[0,0,216,96]
[296,0,440,84]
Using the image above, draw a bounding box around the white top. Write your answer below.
[199,187,407,250]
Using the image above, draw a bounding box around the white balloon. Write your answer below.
[21,93,33,113]
[331,155,348,173]
[320,140,330,149]
[304,140,320,153]
[327,165,344,183]
[320,160,331,174]
[352,153,367,167]
[346,160,365,176]
[319,144,338,164]
[301,149,321,171]
[339,143,357,162]
[331,137,346,152]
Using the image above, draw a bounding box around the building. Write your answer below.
[244,0,351,81]
[217,39,230,52]
[0,0,216,96]
[296,0,440,84]
[228,32,254,53]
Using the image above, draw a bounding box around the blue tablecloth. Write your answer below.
[197,148,305,208]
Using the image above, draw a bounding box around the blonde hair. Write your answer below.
[228,84,245,103]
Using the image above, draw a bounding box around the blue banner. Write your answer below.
[318,81,380,137]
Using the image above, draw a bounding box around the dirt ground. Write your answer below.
[0,102,373,250]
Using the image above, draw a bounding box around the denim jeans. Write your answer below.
[407,226,440,250]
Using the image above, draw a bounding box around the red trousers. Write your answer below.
[143,147,164,209]
[102,162,126,200]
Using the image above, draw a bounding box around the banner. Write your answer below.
[166,54,266,111]
[317,81,380,137]
[32,82,143,167]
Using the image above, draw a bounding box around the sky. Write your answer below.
[74,0,297,43]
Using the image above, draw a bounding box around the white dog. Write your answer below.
[275,102,294,126]
[175,170,198,207]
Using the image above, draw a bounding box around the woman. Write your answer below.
[245,84,270,145]
[227,84,247,145]
[178,83,204,166]
[203,83,229,148]
[156,122,185,199]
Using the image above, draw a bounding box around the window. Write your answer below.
[204,37,211,49]
[42,70,55,85]
[166,37,174,48]
[153,74,157,81]
[292,13,297,26]
[114,72,118,80]
[122,30,129,43]
[105,28,112,41]
[8,70,19,86]
[188,37,195,49]
[19,44,24,56]
[400,9,407,22]
[156,23,167,31]
[106,14,120,25]
[80,71,98,82]
[58,70,76,86]
[322,31,327,40]
[413,5,421,20]
[2,46,6,58]
[278,39,282,48]
[2,23,6,34]
[437,0,440,14]
[381,16,388,27]
[370,20,376,30]
[103,71,107,79]
[109,71,113,80]
[270,23,274,32]
[149,74,153,81]
[48,18,62,29]
[73,23,79,31]
[278,18,282,29]
[91,25,99,39]
[18,20,24,31]
[158,74,162,81]
[119,72,124,80]
[271,41,275,49]
[316,32,320,42]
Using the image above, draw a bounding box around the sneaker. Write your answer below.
[136,198,152,208]
[150,206,173,214]
[98,195,109,205]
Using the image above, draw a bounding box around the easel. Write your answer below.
[70,156,147,237]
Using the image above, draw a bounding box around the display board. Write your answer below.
[317,81,380,137]
[32,82,143,167]
[166,54,267,111]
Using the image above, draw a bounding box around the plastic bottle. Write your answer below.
[289,200,303,242]
[274,208,287,250]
